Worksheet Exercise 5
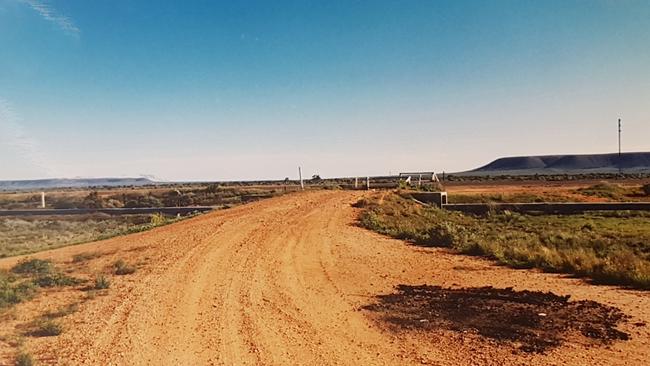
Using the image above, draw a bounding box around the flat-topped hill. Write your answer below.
[463,152,650,175]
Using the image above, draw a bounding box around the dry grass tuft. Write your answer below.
[15,352,34,366]
[113,259,136,275]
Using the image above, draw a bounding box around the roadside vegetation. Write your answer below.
[94,274,110,290]
[0,270,36,309]
[643,183,650,196]
[72,252,101,263]
[1,251,138,363]
[357,192,650,289]
[448,181,650,204]
[26,319,63,337]
[0,184,295,258]
[112,259,136,275]
[0,212,184,258]
[575,182,648,201]
[0,184,288,210]
[448,192,573,204]
[15,352,34,366]
[1,259,82,309]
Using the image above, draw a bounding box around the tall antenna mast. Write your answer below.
[618,118,622,174]
[618,118,622,158]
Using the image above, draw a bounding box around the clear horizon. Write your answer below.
[1,0,649,181]
[2,150,650,183]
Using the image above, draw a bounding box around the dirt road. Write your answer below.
[1,191,648,365]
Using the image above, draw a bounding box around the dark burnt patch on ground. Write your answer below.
[363,285,631,353]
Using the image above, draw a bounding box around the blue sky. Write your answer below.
[1,0,649,181]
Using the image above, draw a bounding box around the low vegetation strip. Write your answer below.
[444,202,650,215]
[0,184,289,210]
[1,259,82,309]
[0,212,184,258]
[356,192,650,289]
[0,207,211,217]
[448,182,650,204]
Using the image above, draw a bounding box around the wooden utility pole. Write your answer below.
[618,118,622,157]
[618,118,622,174]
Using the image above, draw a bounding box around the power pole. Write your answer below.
[618,118,622,157]
[298,166,304,190]
[618,118,622,174]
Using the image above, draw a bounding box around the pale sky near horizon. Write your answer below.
[1,0,649,181]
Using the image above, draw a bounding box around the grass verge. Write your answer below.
[0,212,195,258]
[357,192,650,289]
[575,182,640,201]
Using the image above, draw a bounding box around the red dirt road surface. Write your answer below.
[1,191,648,365]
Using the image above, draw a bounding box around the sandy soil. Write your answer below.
[0,190,648,365]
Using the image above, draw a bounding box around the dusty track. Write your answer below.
[1,191,649,365]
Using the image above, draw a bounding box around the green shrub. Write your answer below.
[28,320,62,337]
[43,303,78,319]
[418,182,444,192]
[359,211,384,232]
[576,182,628,200]
[642,183,650,196]
[32,273,82,288]
[94,275,110,289]
[1,273,37,308]
[150,213,168,227]
[162,191,193,207]
[11,259,54,275]
[72,252,101,263]
[113,260,136,275]
[398,180,410,190]
[427,222,464,247]
[51,198,81,209]
[204,184,221,194]
[351,198,369,208]
[15,352,34,366]
[81,191,104,209]
[123,194,163,208]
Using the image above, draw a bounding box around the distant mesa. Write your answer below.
[0,177,157,191]
[461,152,650,176]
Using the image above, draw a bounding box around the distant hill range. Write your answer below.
[461,152,650,176]
[0,178,157,191]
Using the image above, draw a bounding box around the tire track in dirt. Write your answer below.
[2,190,648,365]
